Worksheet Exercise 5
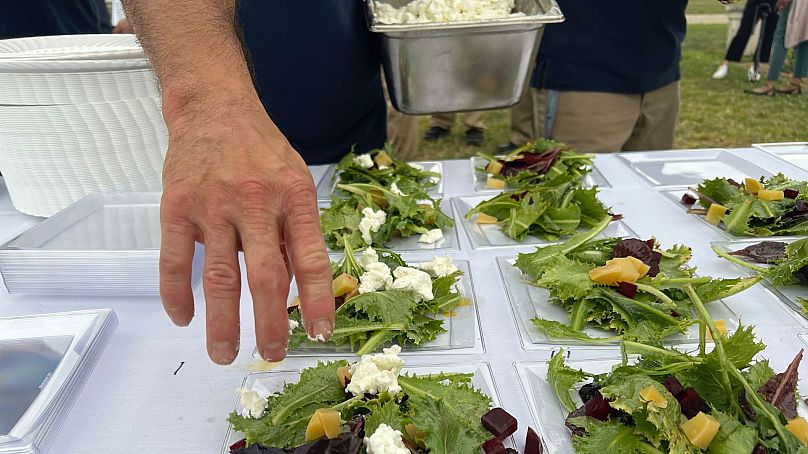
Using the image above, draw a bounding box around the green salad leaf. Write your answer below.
[334,145,440,191]
[713,237,808,288]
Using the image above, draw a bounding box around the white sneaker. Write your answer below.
[748,65,761,82]
[712,63,729,79]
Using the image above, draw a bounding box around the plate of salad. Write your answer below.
[667,173,808,238]
[619,149,773,188]
[223,350,538,454]
[270,243,482,357]
[516,303,808,453]
[470,140,610,192]
[316,147,443,201]
[319,183,458,252]
[712,237,808,321]
[498,218,760,349]
[453,177,628,249]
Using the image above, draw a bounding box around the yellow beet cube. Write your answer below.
[705,203,728,225]
[758,189,785,201]
[486,160,504,176]
[787,417,808,446]
[475,213,499,224]
[706,319,727,340]
[589,264,624,285]
[305,408,342,441]
[681,412,721,450]
[624,256,651,276]
[374,151,394,168]
[336,366,352,388]
[486,177,506,189]
[640,385,668,409]
[332,273,358,297]
[290,296,301,309]
[744,178,764,195]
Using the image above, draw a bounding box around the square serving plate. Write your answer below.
[712,238,807,321]
[754,142,808,171]
[221,361,512,454]
[468,156,611,193]
[316,161,443,200]
[515,352,808,454]
[618,149,774,188]
[452,195,636,250]
[497,257,741,349]
[253,260,483,357]
[320,199,459,253]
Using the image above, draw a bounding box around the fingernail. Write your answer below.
[166,308,192,327]
[306,318,334,342]
[261,341,287,362]
[211,341,238,365]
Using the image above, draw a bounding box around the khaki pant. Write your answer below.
[509,81,680,152]
[384,81,419,161]
[429,111,485,131]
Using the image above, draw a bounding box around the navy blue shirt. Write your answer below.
[0,0,111,39]
[532,0,688,94]
[237,1,387,165]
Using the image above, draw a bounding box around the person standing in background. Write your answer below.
[423,112,486,146]
[0,0,111,39]
[712,0,779,80]
[748,0,808,95]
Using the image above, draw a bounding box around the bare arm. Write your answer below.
[122,0,335,364]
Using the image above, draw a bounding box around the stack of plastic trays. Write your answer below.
[0,193,203,295]
[0,309,118,454]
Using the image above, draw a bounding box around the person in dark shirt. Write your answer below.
[0,0,111,39]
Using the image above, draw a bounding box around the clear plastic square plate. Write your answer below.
[618,149,774,188]
[712,238,807,321]
[254,260,483,357]
[221,361,511,454]
[497,257,741,349]
[468,156,611,193]
[320,199,459,253]
[452,195,636,250]
[316,161,443,200]
[753,142,808,171]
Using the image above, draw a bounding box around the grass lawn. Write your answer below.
[412,23,807,162]
[687,0,733,15]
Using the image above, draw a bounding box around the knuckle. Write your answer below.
[203,262,240,298]
[292,247,332,280]
[161,187,195,220]
[281,170,316,202]
[160,253,190,280]
[235,179,272,204]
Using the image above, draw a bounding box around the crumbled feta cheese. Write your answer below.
[390,182,405,196]
[408,163,424,171]
[307,333,326,343]
[378,165,389,170]
[374,0,521,24]
[346,345,404,397]
[418,256,459,277]
[364,424,409,454]
[359,208,387,245]
[359,262,394,294]
[418,228,444,244]
[354,154,374,168]
[360,247,380,268]
[237,388,267,419]
[288,318,299,336]
[391,266,434,302]
[430,176,440,184]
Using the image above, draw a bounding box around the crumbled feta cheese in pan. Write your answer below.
[375,0,520,24]
[346,345,404,396]
[391,266,434,301]
[354,154,375,168]
[359,207,387,244]
[237,388,268,419]
[418,228,444,244]
[364,423,409,454]
[418,256,459,277]
[359,262,394,294]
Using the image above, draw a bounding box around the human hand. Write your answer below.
[159,89,335,365]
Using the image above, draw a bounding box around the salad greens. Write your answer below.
[229,350,494,453]
[334,146,440,192]
[465,174,611,242]
[684,174,808,236]
[713,237,808,287]
[548,286,808,453]
[514,217,761,345]
[288,240,464,356]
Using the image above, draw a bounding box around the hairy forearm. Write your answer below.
[121,0,259,123]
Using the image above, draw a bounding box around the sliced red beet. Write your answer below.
[753,444,769,454]
[727,178,742,188]
[671,310,681,318]
[617,282,638,298]
[482,408,518,439]
[482,437,507,454]
[229,439,247,453]
[785,189,800,199]
[578,383,601,403]
[584,395,612,421]
[505,449,518,454]
[663,376,684,397]
[677,388,708,419]
[525,427,543,454]
[681,193,697,205]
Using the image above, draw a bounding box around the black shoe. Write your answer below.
[465,128,484,146]
[423,126,450,141]
[496,142,519,154]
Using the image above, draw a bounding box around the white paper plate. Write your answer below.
[0,34,139,55]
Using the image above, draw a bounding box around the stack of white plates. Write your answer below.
[0,309,117,454]
[0,35,167,217]
[0,193,203,295]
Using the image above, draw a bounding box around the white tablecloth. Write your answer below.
[1,147,808,453]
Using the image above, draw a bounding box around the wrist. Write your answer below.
[160,72,262,130]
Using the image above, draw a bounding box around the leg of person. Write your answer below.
[750,4,789,95]
[424,113,454,140]
[535,89,641,153]
[386,107,420,160]
[726,0,765,62]
[461,111,485,146]
[506,87,539,149]
[778,40,808,94]
[760,0,779,63]
[622,82,680,152]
